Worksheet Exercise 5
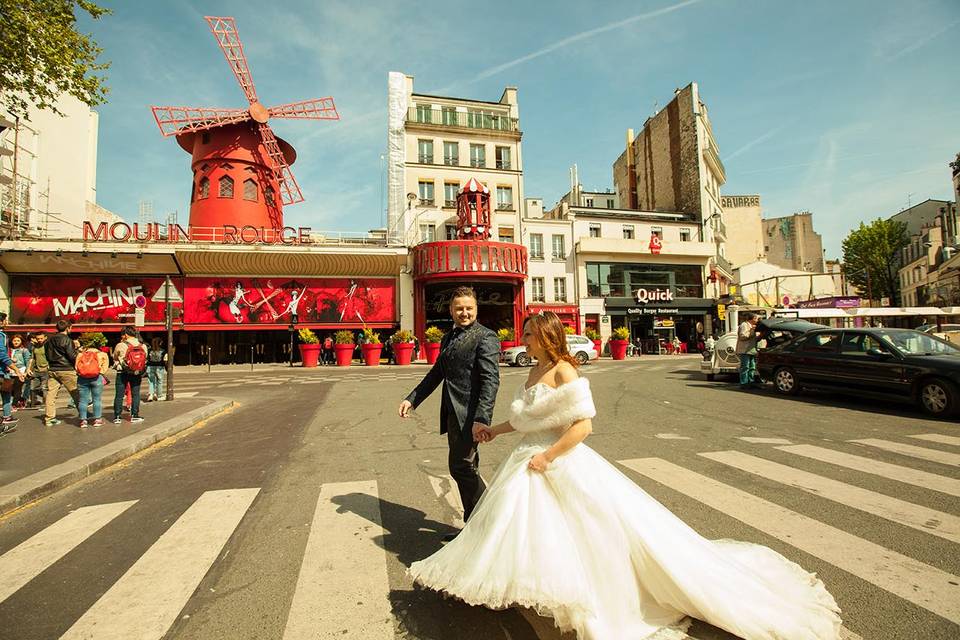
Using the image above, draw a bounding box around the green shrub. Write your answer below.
[563,325,575,335]
[79,332,107,348]
[585,328,601,340]
[497,328,515,341]
[424,326,444,343]
[361,328,381,344]
[612,327,630,340]
[298,328,320,344]
[334,330,355,344]
[391,329,415,344]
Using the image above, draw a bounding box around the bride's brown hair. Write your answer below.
[524,312,579,368]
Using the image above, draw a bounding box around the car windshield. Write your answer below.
[877,330,960,356]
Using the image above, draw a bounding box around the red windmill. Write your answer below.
[150,16,338,240]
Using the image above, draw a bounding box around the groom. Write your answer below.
[398,286,500,540]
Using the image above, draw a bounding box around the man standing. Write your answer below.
[736,312,760,389]
[398,287,500,540]
[112,326,146,423]
[44,320,80,426]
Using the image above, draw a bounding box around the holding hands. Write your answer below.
[472,422,495,443]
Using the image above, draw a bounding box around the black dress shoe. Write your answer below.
[441,530,461,543]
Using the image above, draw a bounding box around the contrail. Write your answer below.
[725,125,785,163]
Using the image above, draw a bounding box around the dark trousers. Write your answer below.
[114,372,142,418]
[446,414,486,521]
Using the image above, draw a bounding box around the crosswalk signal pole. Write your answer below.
[165,275,174,401]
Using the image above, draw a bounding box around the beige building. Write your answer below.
[762,212,825,273]
[898,221,944,307]
[720,194,765,268]
[890,198,956,247]
[386,72,523,247]
[611,82,732,287]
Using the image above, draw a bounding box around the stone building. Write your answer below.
[720,194,765,268]
[762,212,825,273]
[890,199,956,247]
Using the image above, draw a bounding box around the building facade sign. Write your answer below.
[82,221,314,246]
[721,195,760,208]
[10,276,177,325]
[795,296,861,309]
[634,288,674,304]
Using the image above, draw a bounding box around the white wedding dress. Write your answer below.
[408,377,842,640]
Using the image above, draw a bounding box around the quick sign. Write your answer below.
[634,288,674,304]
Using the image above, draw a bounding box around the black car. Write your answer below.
[757,327,960,417]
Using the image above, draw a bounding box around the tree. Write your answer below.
[0,0,111,120]
[841,218,909,306]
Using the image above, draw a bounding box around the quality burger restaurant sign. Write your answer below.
[604,287,715,317]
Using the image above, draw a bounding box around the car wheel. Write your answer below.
[774,367,799,396]
[574,351,588,365]
[516,353,532,367]
[706,373,716,381]
[918,378,958,417]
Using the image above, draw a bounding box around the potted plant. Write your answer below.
[298,328,321,367]
[609,327,630,360]
[360,328,383,366]
[333,330,356,367]
[585,328,602,354]
[81,332,110,354]
[563,325,575,335]
[497,327,516,350]
[423,326,444,364]
[391,329,416,365]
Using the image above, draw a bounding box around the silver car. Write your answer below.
[501,334,599,366]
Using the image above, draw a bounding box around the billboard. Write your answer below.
[182,277,396,325]
[10,276,177,325]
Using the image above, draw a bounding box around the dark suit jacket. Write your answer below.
[405,322,500,434]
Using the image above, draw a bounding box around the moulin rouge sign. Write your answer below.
[82,221,314,245]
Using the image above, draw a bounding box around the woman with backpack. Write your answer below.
[146,338,167,402]
[112,327,147,424]
[0,313,26,433]
[75,334,109,428]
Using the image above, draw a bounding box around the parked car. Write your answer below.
[917,324,960,334]
[757,327,960,417]
[700,318,822,381]
[501,334,599,366]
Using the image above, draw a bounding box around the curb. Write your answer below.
[0,398,234,518]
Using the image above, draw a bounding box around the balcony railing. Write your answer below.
[408,107,520,133]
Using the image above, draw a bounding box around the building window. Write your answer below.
[586,198,594,207]
[416,104,432,123]
[218,175,234,198]
[419,223,436,243]
[445,224,457,240]
[441,106,457,126]
[651,226,663,239]
[496,186,513,210]
[532,277,545,302]
[242,178,257,201]
[622,225,635,239]
[530,233,544,259]
[443,141,459,165]
[680,228,692,242]
[470,143,486,168]
[418,139,434,164]
[607,198,615,208]
[589,223,601,238]
[554,278,567,302]
[499,226,515,243]
[198,177,210,199]
[495,146,511,170]
[418,180,434,205]
[444,182,459,207]
[552,234,565,259]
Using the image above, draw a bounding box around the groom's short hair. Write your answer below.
[449,286,477,305]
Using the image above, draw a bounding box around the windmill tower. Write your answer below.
[150,16,339,241]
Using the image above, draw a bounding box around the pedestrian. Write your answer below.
[736,312,761,390]
[44,320,81,427]
[322,334,334,365]
[10,334,31,409]
[112,326,147,424]
[704,334,716,352]
[26,332,49,409]
[146,338,167,401]
[0,313,27,433]
[75,334,109,428]
[671,335,682,355]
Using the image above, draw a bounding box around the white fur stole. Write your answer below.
[509,377,596,433]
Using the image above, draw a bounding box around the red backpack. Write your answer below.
[122,343,147,375]
[75,350,101,378]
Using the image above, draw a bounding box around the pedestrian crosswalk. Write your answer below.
[1,433,957,639]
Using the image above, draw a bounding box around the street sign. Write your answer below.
[135,308,145,327]
[135,295,147,309]
[717,304,726,320]
[151,280,183,303]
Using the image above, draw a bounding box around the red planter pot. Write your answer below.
[424,342,441,364]
[299,343,321,368]
[609,339,629,360]
[334,343,354,366]
[361,343,383,366]
[393,342,415,365]
[591,339,602,354]
[500,341,516,351]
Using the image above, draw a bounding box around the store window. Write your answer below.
[586,262,704,298]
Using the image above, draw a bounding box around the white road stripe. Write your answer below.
[283,480,393,640]
[61,488,259,640]
[172,391,199,398]
[700,451,960,544]
[426,473,465,528]
[908,433,960,447]
[850,438,960,467]
[0,501,137,604]
[737,437,794,445]
[619,458,960,625]
[777,444,960,497]
[655,433,691,440]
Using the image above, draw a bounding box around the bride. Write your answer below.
[408,311,842,640]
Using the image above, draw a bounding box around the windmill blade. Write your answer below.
[205,16,258,103]
[257,123,304,207]
[268,98,340,121]
[151,106,251,136]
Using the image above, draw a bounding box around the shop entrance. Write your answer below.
[422,281,518,334]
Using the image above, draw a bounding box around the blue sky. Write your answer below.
[85,0,959,257]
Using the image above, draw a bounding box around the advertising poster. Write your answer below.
[182,277,396,325]
[10,276,176,325]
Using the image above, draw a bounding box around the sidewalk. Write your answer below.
[0,393,233,517]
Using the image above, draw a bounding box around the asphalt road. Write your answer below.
[1,357,957,640]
